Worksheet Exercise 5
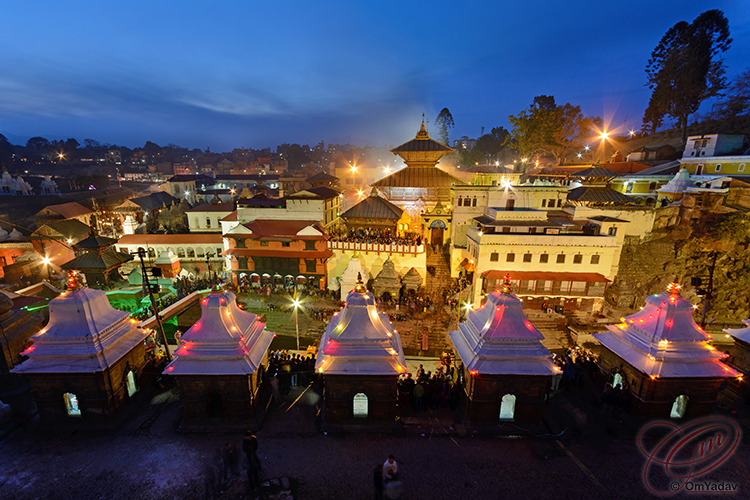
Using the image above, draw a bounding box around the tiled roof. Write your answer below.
[220,211,238,222]
[342,195,403,220]
[38,219,92,239]
[287,186,341,199]
[73,234,118,250]
[567,186,634,203]
[186,202,235,213]
[372,165,466,188]
[117,234,223,245]
[166,175,212,182]
[306,172,339,182]
[60,249,134,271]
[391,138,454,153]
[222,248,333,259]
[42,202,93,219]
[570,166,621,178]
[117,192,178,211]
[241,219,327,239]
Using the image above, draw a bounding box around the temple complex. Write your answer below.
[315,277,406,428]
[449,276,557,423]
[164,289,273,427]
[594,282,741,419]
[12,284,147,424]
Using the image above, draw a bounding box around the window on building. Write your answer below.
[126,370,138,397]
[573,254,582,264]
[523,253,532,263]
[740,164,746,172]
[670,395,689,419]
[715,164,722,172]
[472,197,477,207]
[548,199,555,208]
[235,238,246,249]
[306,259,316,273]
[64,393,81,417]
[557,199,562,207]
[612,373,623,389]
[529,227,537,234]
[499,394,516,420]
[456,197,462,207]
[305,240,316,250]
[353,393,368,418]
[506,253,515,262]
[281,242,291,247]
[541,199,547,208]
[260,241,269,246]
[590,255,600,265]
[556,254,565,264]
[206,217,211,228]
[238,257,248,269]
[540,254,549,263]
[502,227,510,233]
[626,183,634,193]
[490,252,499,262]
[506,199,515,210]
[608,227,617,236]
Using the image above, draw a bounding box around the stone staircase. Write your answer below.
[425,244,454,297]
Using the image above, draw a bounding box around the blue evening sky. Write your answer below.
[1,1,748,151]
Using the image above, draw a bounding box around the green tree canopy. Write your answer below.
[507,96,601,164]
[643,9,732,140]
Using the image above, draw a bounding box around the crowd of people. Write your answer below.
[397,364,462,415]
[266,350,318,400]
[330,227,422,247]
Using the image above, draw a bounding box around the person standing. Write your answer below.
[242,431,260,491]
[382,455,398,482]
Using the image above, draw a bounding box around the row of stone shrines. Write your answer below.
[12,278,742,429]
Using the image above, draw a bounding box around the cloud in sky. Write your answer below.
[1,0,748,150]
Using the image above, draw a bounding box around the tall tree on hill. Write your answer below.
[643,9,732,141]
[435,108,454,146]
[712,68,750,129]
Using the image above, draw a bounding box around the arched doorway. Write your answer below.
[499,394,516,420]
[430,220,446,246]
[126,370,138,397]
[612,373,623,389]
[353,393,368,418]
[64,392,82,417]
[251,273,260,287]
[670,395,689,419]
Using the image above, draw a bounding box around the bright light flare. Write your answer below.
[350,166,357,173]
[41,257,51,265]
[599,131,610,141]
[292,299,301,308]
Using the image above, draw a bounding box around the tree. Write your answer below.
[475,126,510,156]
[435,108,454,146]
[712,68,750,129]
[507,96,601,164]
[643,9,732,142]
[0,134,13,167]
[457,148,485,169]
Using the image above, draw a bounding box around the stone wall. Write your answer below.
[464,373,549,423]
[323,374,397,423]
[174,372,261,425]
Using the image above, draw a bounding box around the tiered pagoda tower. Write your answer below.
[315,277,406,427]
[595,281,740,419]
[164,289,273,427]
[449,276,557,423]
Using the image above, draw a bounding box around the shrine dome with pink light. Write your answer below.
[594,282,740,378]
[164,290,272,375]
[315,278,406,375]
[13,287,143,374]
[449,278,557,375]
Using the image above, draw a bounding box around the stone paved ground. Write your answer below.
[2,377,750,500]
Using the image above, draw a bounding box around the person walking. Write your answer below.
[242,431,260,491]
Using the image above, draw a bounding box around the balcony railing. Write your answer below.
[328,240,424,255]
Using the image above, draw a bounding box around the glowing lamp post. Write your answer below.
[292,296,301,351]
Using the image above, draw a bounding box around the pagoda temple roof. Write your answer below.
[391,120,455,154]
[341,193,403,220]
[594,282,741,378]
[12,287,144,373]
[165,291,273,375]
[72,233,118,251]
[725,320,750,345]
[449,282,557,376]
[315,286,406,376]
[570,166,621,178]
[372,165,466,188]
[60,249,134,271]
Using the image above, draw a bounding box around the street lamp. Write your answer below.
[292,296,301,351]
[599,131,610,141]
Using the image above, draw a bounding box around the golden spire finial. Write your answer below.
[355,272,366,293]
[501,274,513,294]
[416,114,429,139]
[666,278,681,296]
